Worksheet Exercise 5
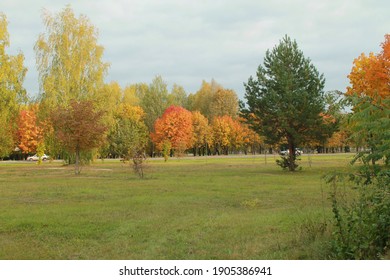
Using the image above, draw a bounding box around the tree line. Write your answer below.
[1,6,389,173]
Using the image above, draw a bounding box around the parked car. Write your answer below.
[279,148,303,156]
[27,154,49,161]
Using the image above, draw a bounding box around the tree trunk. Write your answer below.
[287,138,296,171]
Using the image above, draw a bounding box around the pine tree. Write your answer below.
[242,35,327,171]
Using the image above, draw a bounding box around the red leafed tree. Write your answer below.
[51,99,107,174]
[17,106,44,155]
[151,105,193,156]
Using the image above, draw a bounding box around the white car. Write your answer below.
[279,149,303,156]
[27,154,49,161]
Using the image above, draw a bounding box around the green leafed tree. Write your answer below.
[108,104,148,161]
[0,13,27,158]
[140,75,170,132]
[242,35,327,171]
[168,83,188,108]
[139,75,170,156]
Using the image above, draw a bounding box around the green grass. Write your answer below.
[0,154,355,259]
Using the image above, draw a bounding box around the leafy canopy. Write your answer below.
[35,6,109,112]
[51,100,107,174]
[151,105,193,155]
[347,34,390,100]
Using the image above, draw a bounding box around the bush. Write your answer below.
[276,154,300,171]
[132,151,146,179]
[327,172,390,259]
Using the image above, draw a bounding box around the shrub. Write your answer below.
[327,172,390,259]
[276,155,300,171]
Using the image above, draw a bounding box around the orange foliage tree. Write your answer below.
[326,130,350,152]
[17,106,44,155]
[347,34,390,100]
[211,115,257,155]
[151,105,193,156]
[229,118,245,152]
[241,122,262,154]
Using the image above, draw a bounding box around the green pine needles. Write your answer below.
[242,35,329,171]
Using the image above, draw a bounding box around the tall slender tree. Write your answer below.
[0,13,27,158]
[140,75,170,132]
[34,6,109,161]
[192,111,212,156]
[35,6,109,112]
[242,35,327,171]
[140,75,170,156]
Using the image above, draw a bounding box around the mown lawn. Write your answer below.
[0,154,355,259]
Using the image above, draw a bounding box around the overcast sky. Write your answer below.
[2,0,389,99]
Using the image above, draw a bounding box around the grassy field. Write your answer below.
[0,154,355,259]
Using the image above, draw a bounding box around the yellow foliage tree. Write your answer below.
[192,111,212,156]
[35,6,109,112]
[0,13,27,158]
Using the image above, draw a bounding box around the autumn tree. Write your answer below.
[107,104,148,177]
[210,88,239,119]
[211,116,234,155]
[241,123,262,155]
[17,106,44,155]
[34,6,110,161]
[139,76,171,156]
[192,111,212,156]
[328,35,390,259]
[347,35,390,169]
[108,104,148,160]
[210,116,249,155]
[0,13,27,158]
[0,114,14,159]
[98,81,122,114]
[242,35,327,171]
[188,80,239,120]
[188,80,218,118]
[122,83,148,106]
[151,105,193,157]
[347,34,390,100]
[168,84,189,108]
[229,118,246,152]
[51,100,107,174]
[140,75,170,132]
[35,6,109,113]
[326,130,349,152]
